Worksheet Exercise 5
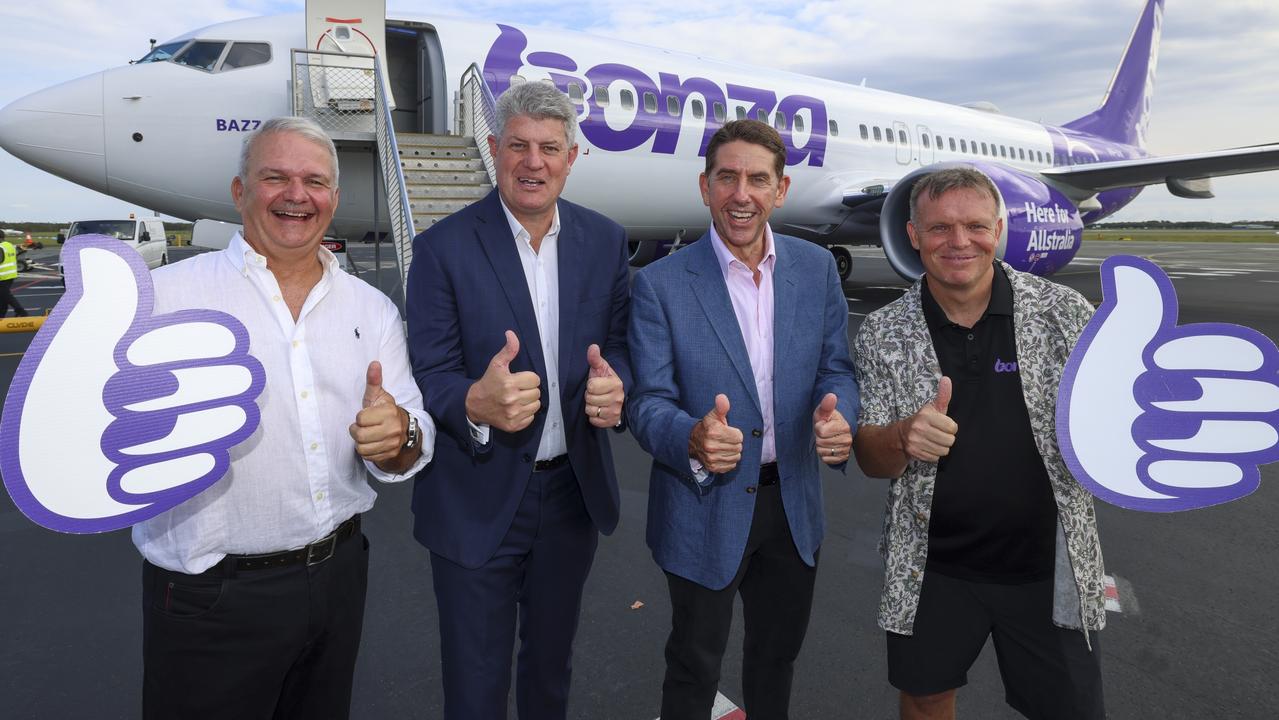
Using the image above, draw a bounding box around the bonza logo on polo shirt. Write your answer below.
[994,358,1020,373]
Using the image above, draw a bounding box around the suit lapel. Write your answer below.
[687,235,763,414]
[556,201,583,393]
[474,192,548,380]
[772,235,799,386]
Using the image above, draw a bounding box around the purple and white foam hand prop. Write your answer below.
[1057,255,1279,512]
[0,235,265,533]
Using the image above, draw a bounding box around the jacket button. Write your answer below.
[521,454,532,463]
[745,485,757,494]
[751,429,762,438]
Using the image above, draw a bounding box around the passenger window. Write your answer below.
[667,95,680,116]
[794,114,805,132]
[736,106,747,120]
[949,138,956,151]
[620,89,635,111]
[859,124,869,139]
[898,129,907,144]
[922,135,930,148]
[774,112,786,130]
[173,41,227,71]
[567,83,584,104]
[691,99,705,120]
[594,85,610,107]
[934,135,942,149]
[756,108,768,122]
[873,126,882,141]
[644,92,657,113]
[829,120,839,136]
[221,42,271,70]
[713,102,725,122]
[981,142,988,155]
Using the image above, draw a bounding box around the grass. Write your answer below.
[1084,228,1279,243]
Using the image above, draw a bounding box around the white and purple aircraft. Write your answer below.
[1,0,1276,280]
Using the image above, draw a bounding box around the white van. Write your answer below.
[59,216,169,269]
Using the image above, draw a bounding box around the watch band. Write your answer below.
[402,412,420,451]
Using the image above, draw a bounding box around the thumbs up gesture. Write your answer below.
[0,235,265,533]
[464,330,542,433]
[584,343,624,428]
[812,393,852,465]
[688,393,744,474]
[349,361,409,466]
[898,376,958,463]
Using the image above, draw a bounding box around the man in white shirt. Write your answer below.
[134,116,434,720]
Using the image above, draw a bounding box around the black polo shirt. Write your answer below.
[921,264,1057,583]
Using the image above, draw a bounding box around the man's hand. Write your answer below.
[898,376,957,463]
[350,361,408,464]
[688,394,744,474]
[813,393,852,465]
[584,343,624,428]
[465,330,542,432]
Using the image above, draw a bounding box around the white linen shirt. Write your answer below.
[468,199,568,461]
[133,233,434,574]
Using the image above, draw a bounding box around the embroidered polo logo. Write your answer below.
[354,327,360,339]
[994,358,1019,373]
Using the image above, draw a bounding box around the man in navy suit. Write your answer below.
[405,81,631,720]
[628,119,859,720]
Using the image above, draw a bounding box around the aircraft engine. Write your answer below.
[878,162,1084,280]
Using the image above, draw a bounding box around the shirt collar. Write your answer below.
[498,196,561,245]
[921,261,1012,331]
[709,223,776,276]
[227,231,339,279]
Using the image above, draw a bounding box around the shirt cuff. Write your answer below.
[467,417,491,446]
[689,458,712,486]
[364,407,436,483]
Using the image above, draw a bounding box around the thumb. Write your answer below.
[587,343,612,377]
[814,393,837,423]
[933,376,952,415]
[713,393,730,424]
[491,330,519,371]
[363,360,386,408]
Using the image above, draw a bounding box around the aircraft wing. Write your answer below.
[1043,143,1279,195]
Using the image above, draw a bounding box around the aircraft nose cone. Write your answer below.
[0,73,106,193]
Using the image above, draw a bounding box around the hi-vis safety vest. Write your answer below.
[0,241,18,281]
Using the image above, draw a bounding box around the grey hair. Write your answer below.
[909,166,1000,223]
[238,116,340,186]
[492,80,578,148]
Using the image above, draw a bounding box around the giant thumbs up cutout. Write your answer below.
[1057,255,1279,512]
[0,235,265,533]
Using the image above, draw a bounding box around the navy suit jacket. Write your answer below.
[627,232,859,590]
[406,190,632,568]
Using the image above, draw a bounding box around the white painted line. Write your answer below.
[1103,573,1139,616]
[654,691,744,720]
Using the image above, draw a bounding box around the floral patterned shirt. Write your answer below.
[852,262,1106,634]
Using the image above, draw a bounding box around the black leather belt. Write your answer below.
[759,462,779,486]
[211,514,360,574]
[534,454,569,472]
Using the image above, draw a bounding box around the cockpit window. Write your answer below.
[222,42,272,70]
[173,41,228,71]
[137,41,189,64]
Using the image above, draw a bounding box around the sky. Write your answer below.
[0,0,1276,223]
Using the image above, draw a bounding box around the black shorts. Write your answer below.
[886,570,1104,720]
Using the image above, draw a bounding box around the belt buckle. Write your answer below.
[307,532,337,566]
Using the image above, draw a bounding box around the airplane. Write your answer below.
[0,0,1276,283]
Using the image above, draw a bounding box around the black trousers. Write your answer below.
[141,526,369,720]
[0,278,26,317]
[660,476,819,720]
[430,463,599,720]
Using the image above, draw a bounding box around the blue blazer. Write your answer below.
[627,232,859,590]
[406,190,632,569]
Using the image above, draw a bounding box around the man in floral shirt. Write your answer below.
[851,167,1106,720]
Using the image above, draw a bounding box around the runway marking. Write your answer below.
[655,691,744,720]
[1104,574,1139,616]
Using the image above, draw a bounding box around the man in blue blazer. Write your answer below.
[628,120,859,720]
[405,82,631,720]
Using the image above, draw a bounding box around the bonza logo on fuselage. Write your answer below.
[481,25,828,167]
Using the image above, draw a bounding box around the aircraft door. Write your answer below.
[893,120,911,165]
[916,123,934,165]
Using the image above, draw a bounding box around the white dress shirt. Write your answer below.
[133,233,435,573]
[468,199,568,461]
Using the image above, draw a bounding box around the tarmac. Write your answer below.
[1,240,1276,719]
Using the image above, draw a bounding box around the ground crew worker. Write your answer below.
[0,235,29,317]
